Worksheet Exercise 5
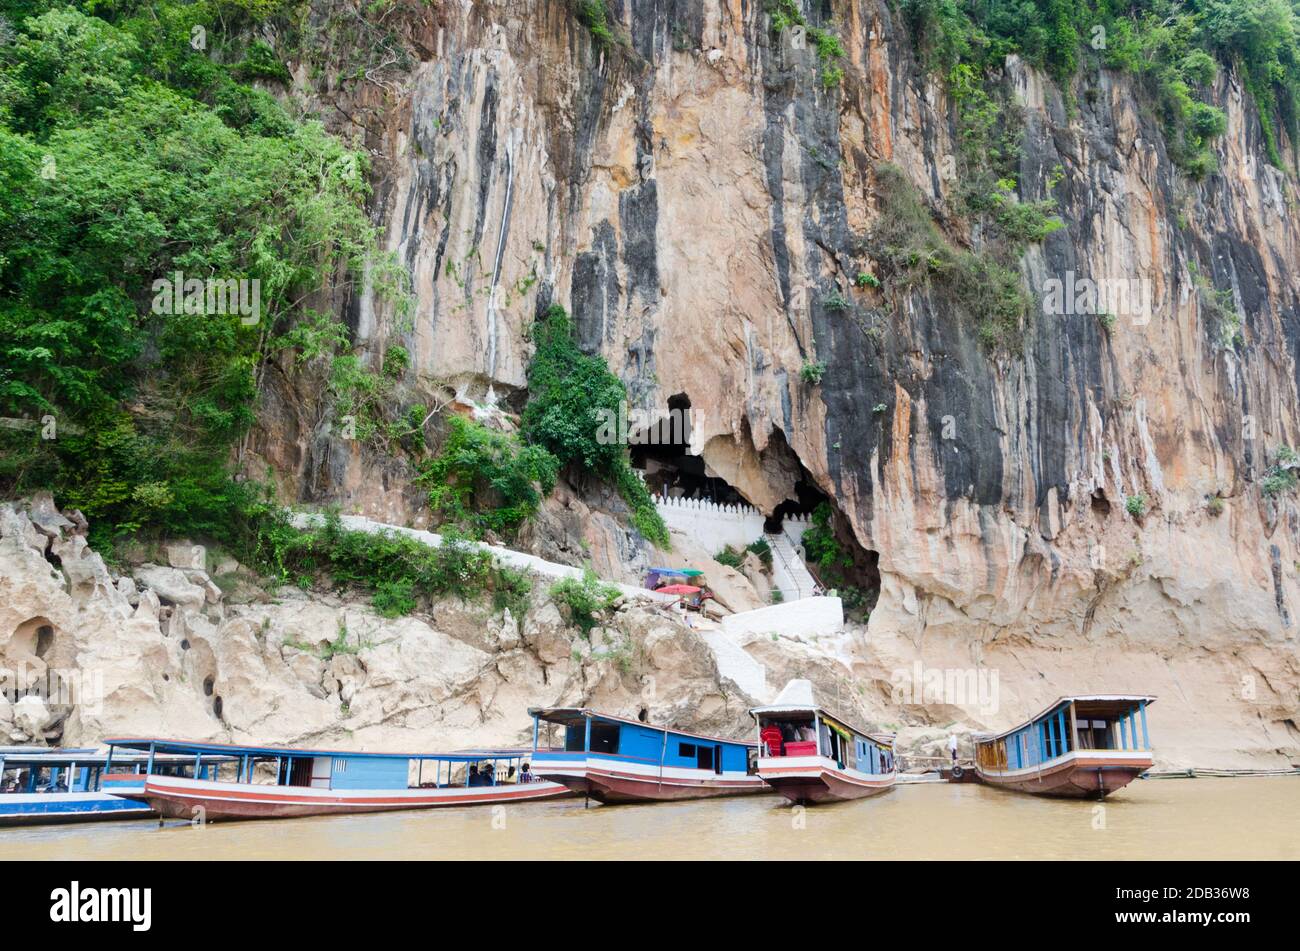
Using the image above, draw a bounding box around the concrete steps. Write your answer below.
[765,531,817,602]
[697,628,770,702]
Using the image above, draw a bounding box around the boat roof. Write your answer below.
[0,748,231,766]
[103,738,536,762]
[973,695,1156,743]
[528,708,756,748]
[749,680,893,747]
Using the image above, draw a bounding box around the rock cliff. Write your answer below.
[240,1,1299,760]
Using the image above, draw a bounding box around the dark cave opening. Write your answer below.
[629,393,746,505]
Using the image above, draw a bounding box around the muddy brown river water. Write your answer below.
[4,776,1297,860]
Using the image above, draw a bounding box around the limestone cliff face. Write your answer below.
[245,2,1300,752]
[0,497,755,750]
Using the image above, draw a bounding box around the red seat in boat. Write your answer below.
[785,741,818,757]
[760,726,784,756]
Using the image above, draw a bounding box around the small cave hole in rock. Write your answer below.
[35,624,55,658]
[1091,489,1111,517]
[180,639,190,651]
[203,675,214,697]
[213,695,223,719]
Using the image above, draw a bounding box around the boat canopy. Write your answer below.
[103,738,534,763]
[749,679,893,748]
[0,749,227,767]
[972,695,1156,744]
[527,708,755,748]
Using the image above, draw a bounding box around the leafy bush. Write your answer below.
[372,578,416,618]
[1261,446,1299,496]
[801,502,853,574]
[715,545,744,568]
[767,0,847,88]
[746,537,773,567]
[573,0,619,48]
[490,565,534,618]
[1125,494,1149,517]
[550,568,621,636]
[800,360,827,385]
[417,415,559,537]
[523,305,669,548]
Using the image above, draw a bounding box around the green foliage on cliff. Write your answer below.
[871,163,1033,354]
[549,567,621,636]
[416,415,559,537]
[901,0,1300,173]
[247,508,531,618]
[767,0,847,89]
[522,305,670,548]
[0,0,404,542]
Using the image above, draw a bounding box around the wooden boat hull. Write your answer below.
[757,757,896,804]
[536,758,767,803]
[139,774,570,823]
[976,751,1153,798]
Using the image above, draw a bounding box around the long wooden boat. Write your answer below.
[104,738,568,823]
[751,680,897,804]
[0,747,229,826]
[528,708,767,803]
[973,695,1156,798]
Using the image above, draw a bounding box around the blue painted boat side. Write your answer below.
[0,792,151,825]
[534,716,752,772]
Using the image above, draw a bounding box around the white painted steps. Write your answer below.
[765,531,817,602]
[696,627,771,702]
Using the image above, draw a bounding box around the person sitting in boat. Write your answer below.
[520,762,532,783]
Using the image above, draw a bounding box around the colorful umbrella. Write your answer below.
[656,584,701,594]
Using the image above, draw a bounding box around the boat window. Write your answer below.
[589,721,620,754]
[696,746,714,771]
[679,743,696,757]
[564,724,586,751]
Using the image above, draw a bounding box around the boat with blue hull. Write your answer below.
[107,738,568,822]
[529,708,766,803]
[751,681,897,804]
[0,747,226,826]
[974,695,1156,798]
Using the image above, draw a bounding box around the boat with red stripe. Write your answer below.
[751,680,897,804]
[973,695,1156,798]
[528,708,767,803]
[104,738,568,822]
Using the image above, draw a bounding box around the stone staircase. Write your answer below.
[765,530,817,602]
[695,626,771,702]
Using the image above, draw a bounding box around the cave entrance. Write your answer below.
[765,473,829,534]
[629,393,745,505]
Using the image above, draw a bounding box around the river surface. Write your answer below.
[5,776,1297,860]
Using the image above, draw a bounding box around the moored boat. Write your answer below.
[973,695,1155,798]
[105,738,569,822]
[751,680,897,804]
[0,746,228,826]
[528,708,766,803]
